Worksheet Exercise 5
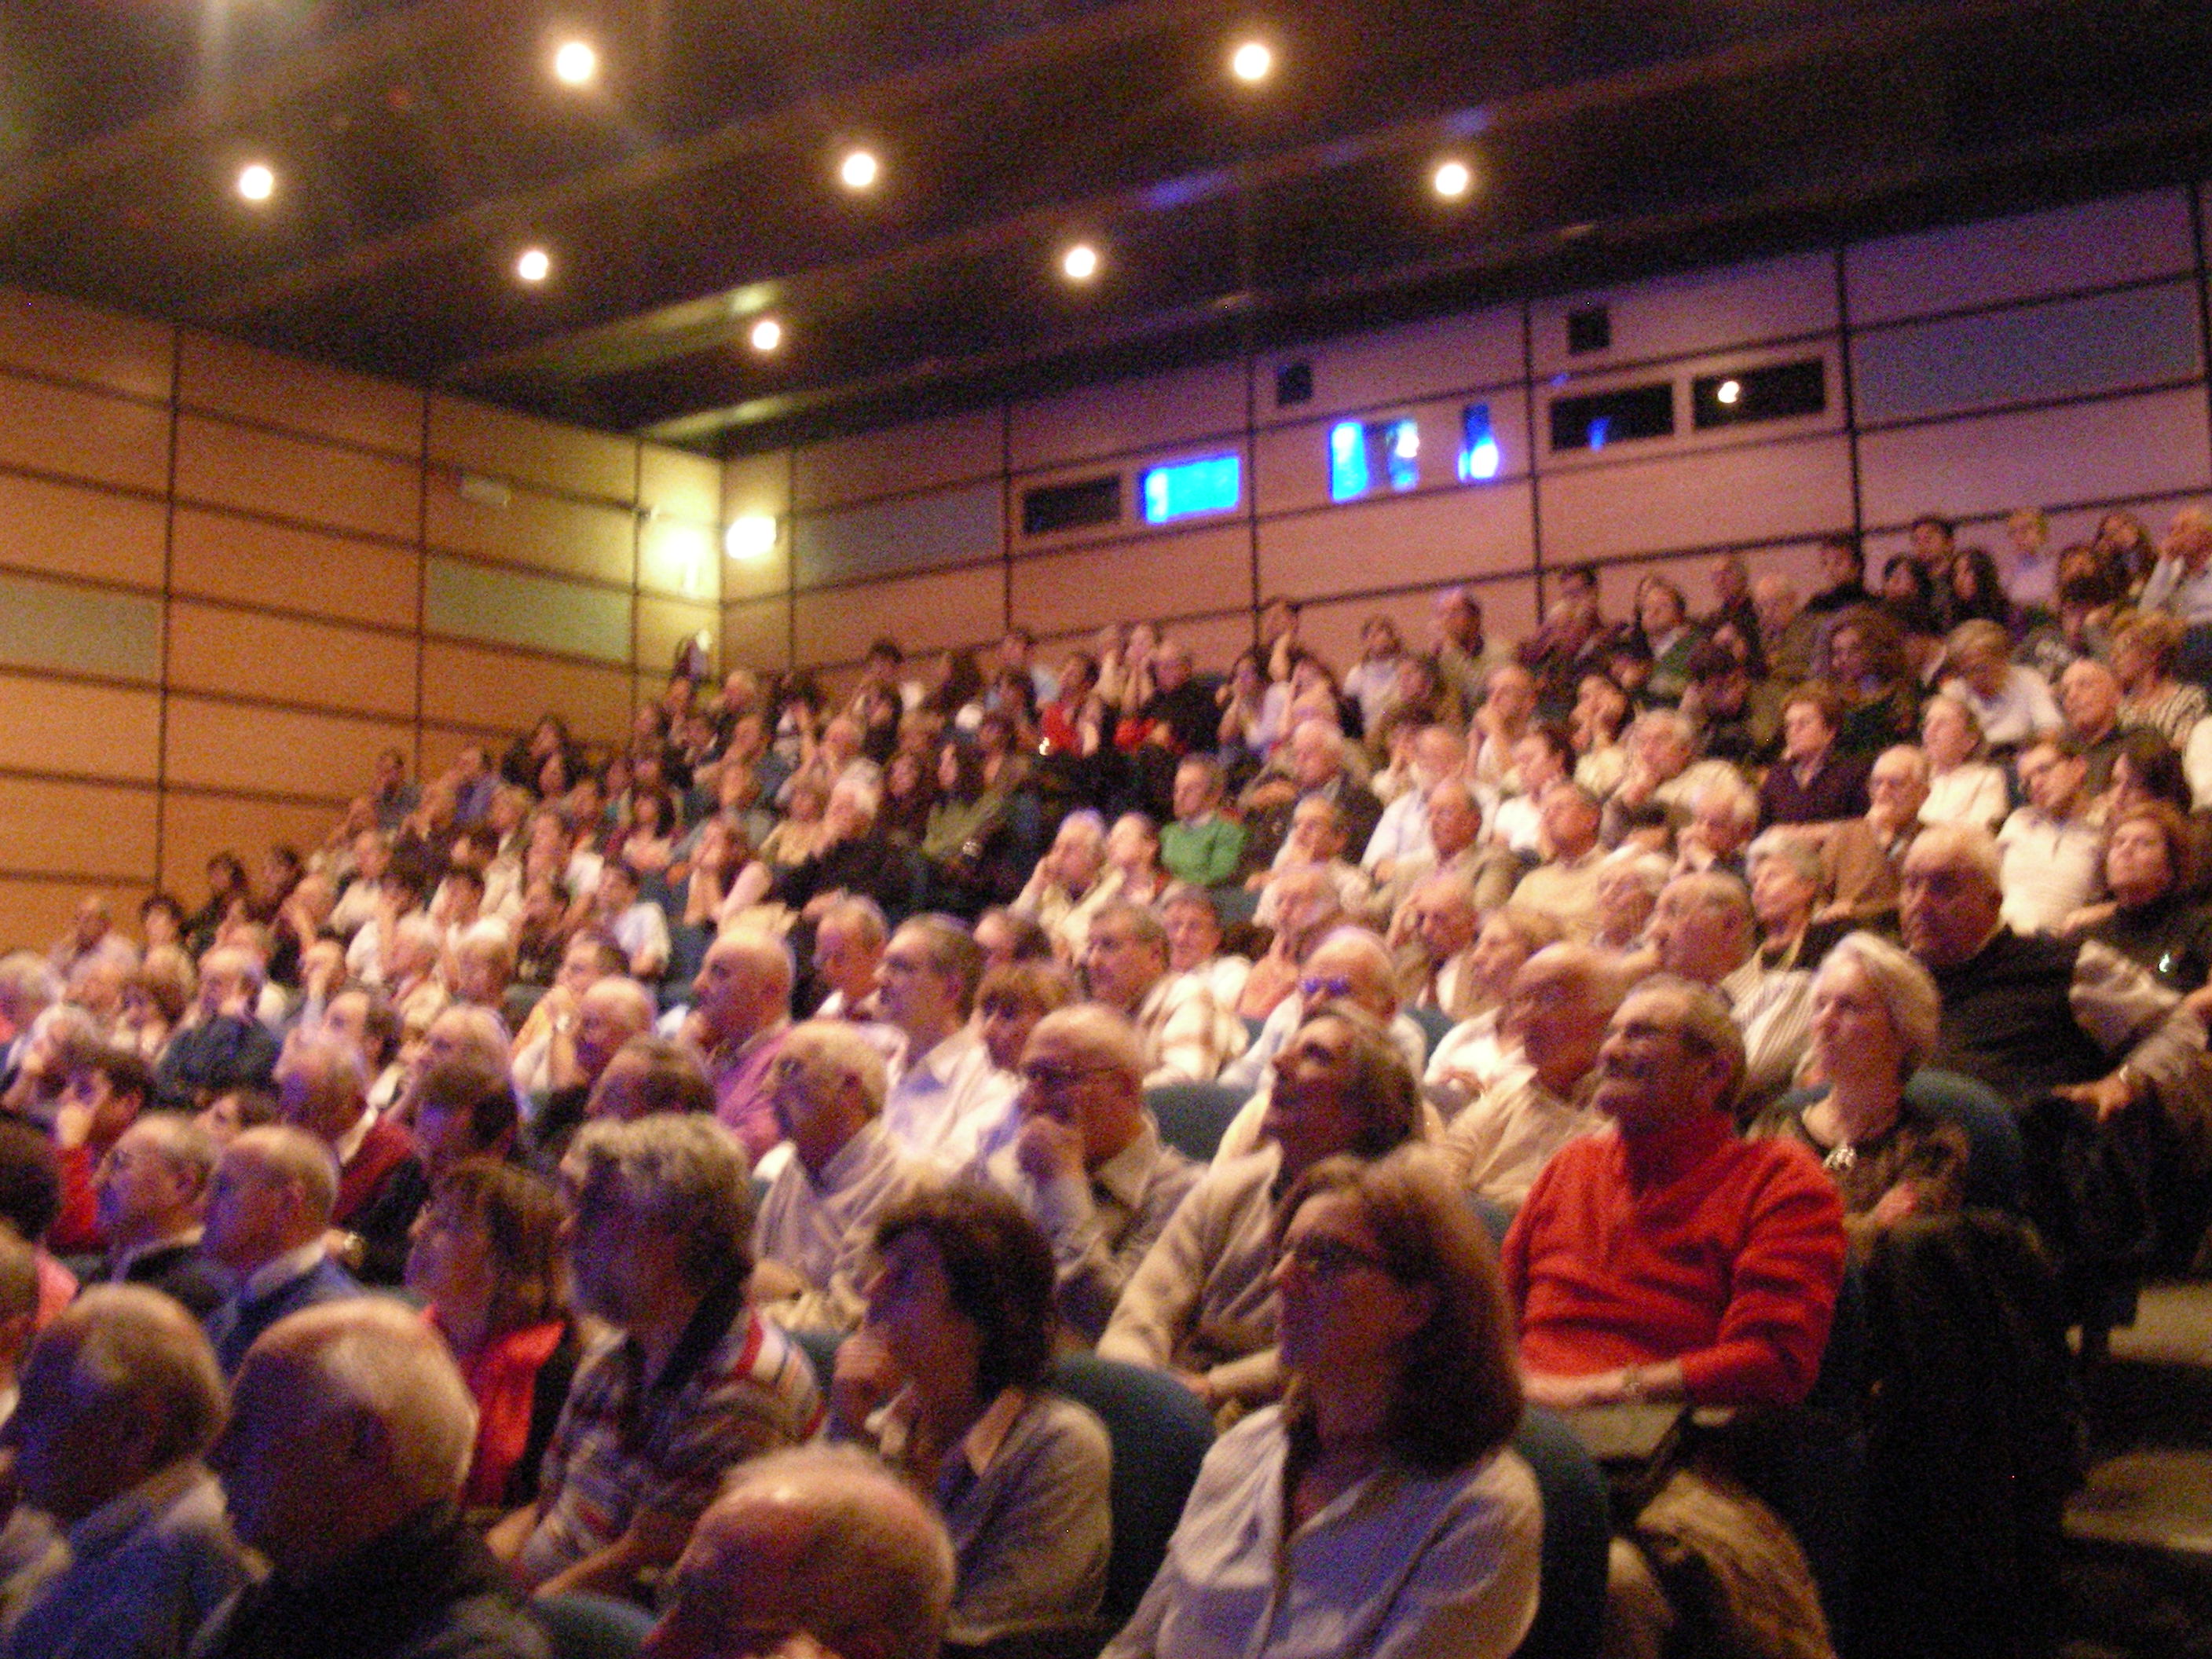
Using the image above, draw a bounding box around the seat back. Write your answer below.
[1511,1406,1610,1659]
[1905,1068,2026,1212]
[1409,1002,1458,1059]
[535,1592,654,1659]
[1045,1352,1215,1629]
[1143,1082,1247,1163]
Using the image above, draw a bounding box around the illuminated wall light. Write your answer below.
[1716,379,1742,405]
[1141,455,1241,524]
[1386,419,1420,492]
[725,515,779,562]
[749,317,784,353]
[1458,403,1501,482]
[236,163,276,203]
[838,149,880,190]
[1432,159,1473,200]
[1061,243,1101,282]
[515,247,552,284]
[1230,40,1273,82]
[1328,422,1369,502]
[553,39,598,86]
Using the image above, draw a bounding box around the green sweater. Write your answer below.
[1160,815,1246,888]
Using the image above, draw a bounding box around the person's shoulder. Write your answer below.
[1028,1390,1113,1466]
[390,1593,551,1659]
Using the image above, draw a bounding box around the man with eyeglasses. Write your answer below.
[973,1006,1199,1344]
[1100,1005,1422,1413]
[1503,977,1845,1413]
[1080,902,1241,1087]
[750,1022,927,1334]
[1503,977,1846,1659]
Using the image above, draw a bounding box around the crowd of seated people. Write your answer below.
[2,504,2212,1657]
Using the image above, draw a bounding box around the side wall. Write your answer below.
[728,185,2212,696]
[0,295,723,946]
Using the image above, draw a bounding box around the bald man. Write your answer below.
[1441,945,1622,1208]
[530,976,656,1166]
[200,1301,546,1659]
[647,1445,954,1659]
[275,1029,424,1285]
[684,928,796,1160]
[202,1126,362,1376]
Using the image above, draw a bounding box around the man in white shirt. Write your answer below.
[1361,726,1463,880]
[751,1021,926,1332]
[593,862,670,982]
[1646,870,1813,1113]
[877,917,1016,1169]
[1997,737,2102,936]
[1082,902,1240,1086]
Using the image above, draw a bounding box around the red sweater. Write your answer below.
[1503,1119,1847,1408]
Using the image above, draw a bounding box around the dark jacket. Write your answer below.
[206,1254,362,1377]
[189,1505,548,1659]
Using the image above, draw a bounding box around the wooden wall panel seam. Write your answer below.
[786,468,1010,524]
[0,360,170,416]
[1523,422,1850,482]
[419,540,644,599]
[167,493,421,554]
[170,400,425,466]
[418,628,643,677]
[1517,326,1840,392]
[990,426,1254,480]
[0,459,165,511]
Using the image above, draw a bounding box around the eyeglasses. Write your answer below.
[1298,974,1355,1002]
[1279,1233,1394,1279]
[1019,1060,1119,1091]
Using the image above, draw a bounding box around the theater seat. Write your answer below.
[1043,1352,1215,1632]
[1409,1002,1458,1059]
[535,1592,654,1659]
[1511,1405,1611,1659]
[1143,1082,1247,1163]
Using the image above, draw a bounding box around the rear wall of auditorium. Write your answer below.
[0,298,724,945]
[1,181,2208,947]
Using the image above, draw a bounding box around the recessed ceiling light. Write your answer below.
[552,39,598,86]
[516,247,551,284]
[1230,40,1273,82]
[838,149,879,191]
[1432,159,1474,200]
[749,317,783,353]
[236,163,276,203]
[1061,243,1101,282]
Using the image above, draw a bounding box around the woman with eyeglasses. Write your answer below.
[1104,1145,1539,1659]
[829,1182,1111,1650]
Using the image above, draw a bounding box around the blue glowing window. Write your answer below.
[1458,403,1501,482]
[1141,455,1241,523]
[1327,419,1420,502]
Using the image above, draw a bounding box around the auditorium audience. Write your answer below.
[28,473,2212,1659]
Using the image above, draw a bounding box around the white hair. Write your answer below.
[277,1300,478,1507]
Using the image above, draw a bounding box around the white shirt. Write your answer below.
[1997,806,2102,935]
[882,1027,1019,1170]
[753,1121,925,1332]
[1361,786,1432,872]
[1921,764,2011,832]
[1942,667,2061,749]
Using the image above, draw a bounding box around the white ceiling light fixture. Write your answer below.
[839,148,880,190]
[516,247,552,284]
[1230,40,1273,83]
[553,39,599,86]
[1061,242,1101,282]
[236,163,276,203]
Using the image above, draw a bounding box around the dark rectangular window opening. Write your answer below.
[1548,382,1674,452]
[1691,359,1827,430]
[1566,306,1612,354]
[1021,474,1122,536]
[1275,361,1314,407]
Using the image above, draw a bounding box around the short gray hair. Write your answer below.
[40,1285,227,1467]
[1906,822,2003,898]
[229,1125,340,1229]
[1818,932,1942,1079]
[569,1114,753,1287]
[1745,830,1823,889]
[779,1022,889,1117]
[1026,1005,1143,1089]
[698,1444,956,1659]
[258,1299,477,1508]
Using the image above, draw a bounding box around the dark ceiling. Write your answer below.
[5,0,2212,457]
